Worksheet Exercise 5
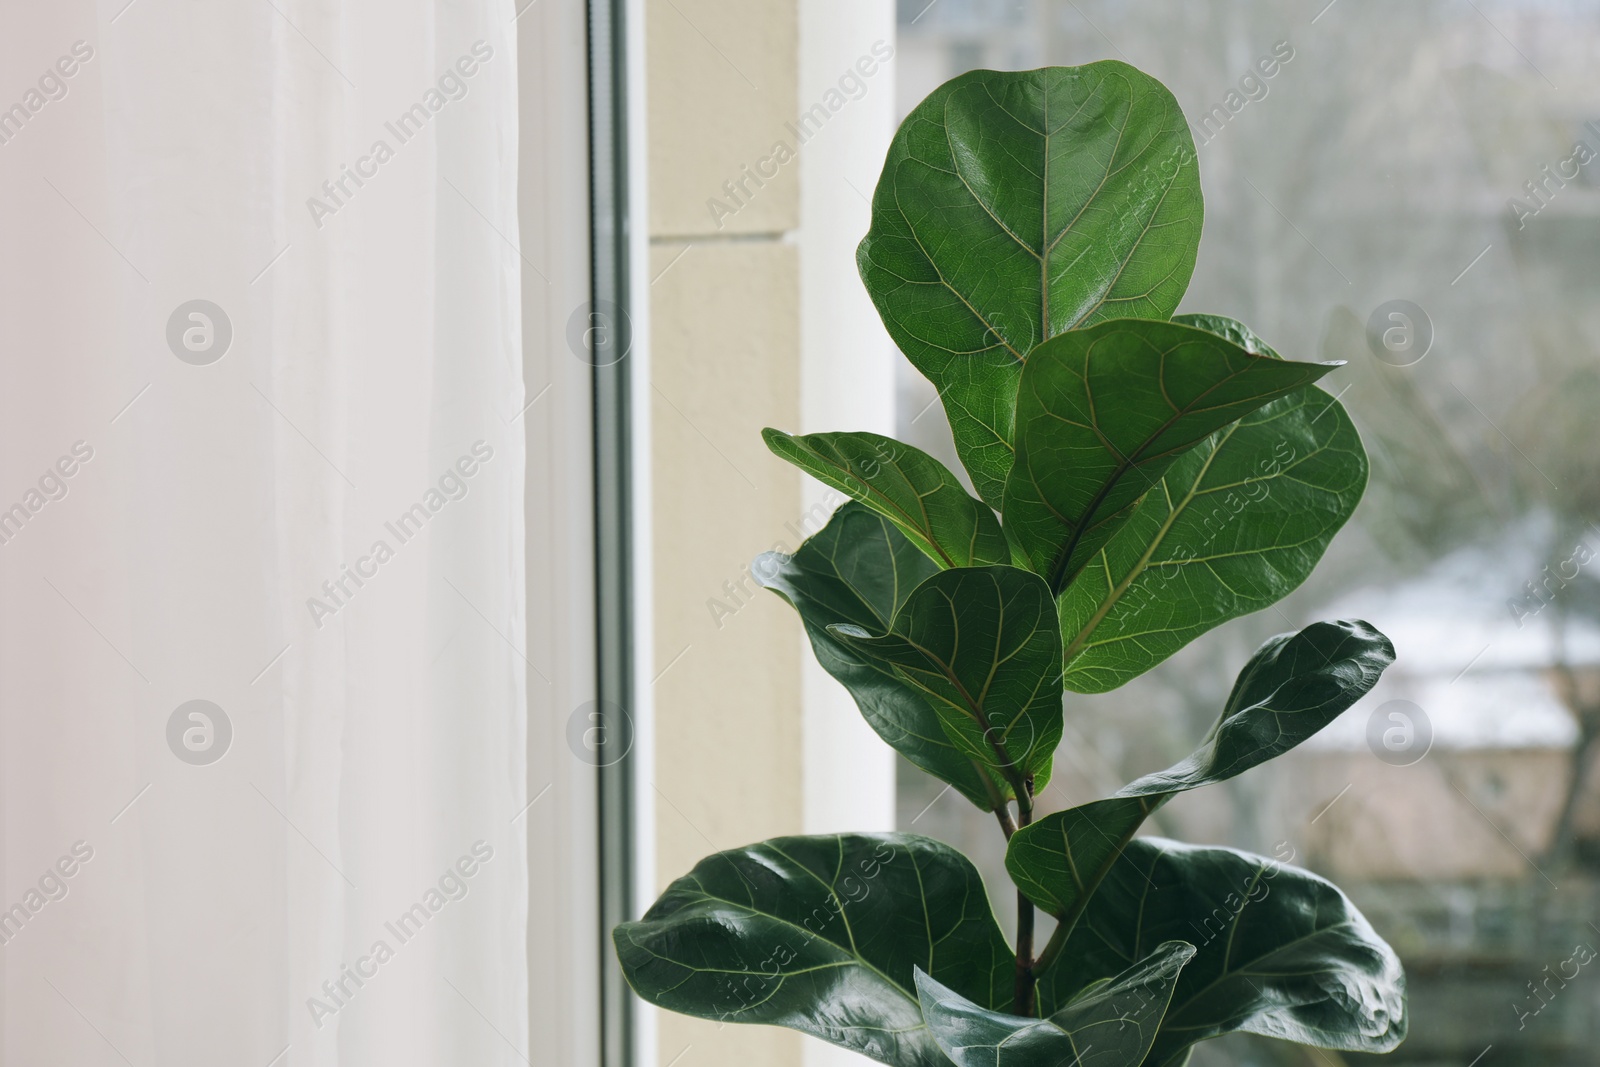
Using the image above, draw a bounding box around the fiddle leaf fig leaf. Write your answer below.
[1119,619,1394,798]
[1033,839,1408,1065]
[614,833,1014,1067]
[762,428,1009,568]
[857,63,1204,506]
[1004,795,1163,923]
[1058,386,1369,693]
[1008,620,1392,924]
[1171,312,1282,358]
[757,503,1009,810]
[831,566,1064,789]
[914,940,1196,1067]
[1003,319,1337,591]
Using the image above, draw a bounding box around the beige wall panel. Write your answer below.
[650,239,803,1067]
[647,0,799,238]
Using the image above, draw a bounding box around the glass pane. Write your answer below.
[893,3,1600,1063]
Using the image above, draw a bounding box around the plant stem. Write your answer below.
[1032,912,1070,975]
[1012,779,1036,1015]
[975,761,1017,839]
[994,805,1017,839]
[1014,889,1036,1015]
[961,700,1038,1013]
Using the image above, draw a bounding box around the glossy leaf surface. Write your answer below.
[615,833,1014,1067]
[1008,620,1392,921]
[763,428,1009,568]
[1171,312,1281,358]
[1058,387,1368,692]
[1034,839,1407,1065]
[1119,619,1394,797]
[858,63,1203,506]
[914,940,1196,1067]
[833,566,1064,787]
[1003,319,1336,591]
[757,503,1007,809]
[1004,795,1161,923]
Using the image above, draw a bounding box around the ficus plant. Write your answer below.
[615,62,1408,1066]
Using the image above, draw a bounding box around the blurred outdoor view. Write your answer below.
[890,2,1600,1064]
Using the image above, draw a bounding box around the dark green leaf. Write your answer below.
[614,833,1014,1067]
[1119,619,1394,797]
[1058,387,1369,693]
[914,941,1196,1067]
[858,63,1203,506]
[762,428,1009,568]
[1171,313,1281,359]
[832,566,1064,789]
[1008,621,1392,924]
[1003,319,1337,591]
[757,503,1008,810]
[1035,839,1407,1065]
[1004,795,1161,921]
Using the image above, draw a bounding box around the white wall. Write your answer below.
[797,5,899,839]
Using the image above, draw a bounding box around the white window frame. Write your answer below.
[520,1,652,1063]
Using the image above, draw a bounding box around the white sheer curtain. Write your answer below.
[0,2,527,1064]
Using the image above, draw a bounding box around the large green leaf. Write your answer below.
[614,833,1014,1067]
[857,63,1203,507]
[1007,621,1392,922]
[1034,839,1408,1065]
[914,940,1196,1067]
[1003,320,1336,591]
[757,503,1008,810]
[832,566,1064,789]
[1058,386,1368,693]
[763,428,1009,569]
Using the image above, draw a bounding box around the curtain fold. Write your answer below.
[0,2,528,1064]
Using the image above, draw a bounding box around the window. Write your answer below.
[894,3,1600,1063]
